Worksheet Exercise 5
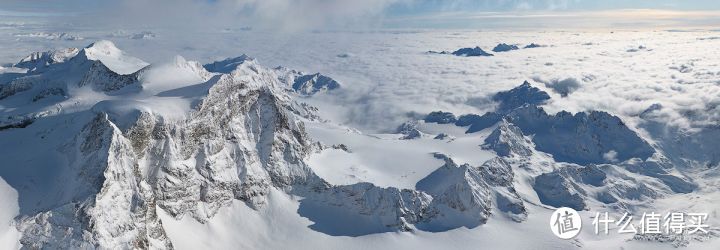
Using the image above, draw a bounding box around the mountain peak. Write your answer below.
[451,46,493,57]
[292,73,340,95]
[203,55,255,73]
[78,40,148,75]
[14,48,80,72]
[84,40,122,58]
[492,43,519,52]
[492,81,550,113]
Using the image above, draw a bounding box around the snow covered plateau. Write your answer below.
[1,14,720,250]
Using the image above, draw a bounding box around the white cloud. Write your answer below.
[2,11,719,137]
[603,150,618,162]
[44,0,413,32]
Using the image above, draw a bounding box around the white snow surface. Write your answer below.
[306,121,495,189]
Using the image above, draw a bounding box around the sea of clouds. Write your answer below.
[1,10,719,138]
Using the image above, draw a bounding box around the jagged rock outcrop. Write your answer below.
[482,120,533,157]
[416,154,526,231]
[14,48,80,72]
[434,133,450,140]
[492,43,519,52]
[147,60,327,217]
[291,73,340,95]
[523,43,543,49]
[77,60,146,92]
[397,121,423,140]
[202,55,253,74]
[424,111,502,133]
[18,114,173,249]
[1,40,149,104]
[492,81,550,113]
[456,112,503,133]
[506,105,655,165]
[451,47,493,57]
[274,67,341,96]
[424,111,457,124]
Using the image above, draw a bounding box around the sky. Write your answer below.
[5,0,720,13]
[2,0,720,30]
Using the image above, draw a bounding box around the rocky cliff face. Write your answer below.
[416,154,526,230]
[506,105,656,165]
[273,67,341,96]
[3,42,332,248]
[482,120,534,157]
[18,114,173,249]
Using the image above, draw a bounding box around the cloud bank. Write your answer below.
[16,0,411,31]
[7,0,720,31]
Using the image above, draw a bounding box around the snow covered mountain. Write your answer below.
[1,39,719,250]
[0,41,527,248]
[424,81,696,212]
[1,41,327,248]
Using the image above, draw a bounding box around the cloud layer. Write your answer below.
[6,0,720,30]
[7,0,411,31]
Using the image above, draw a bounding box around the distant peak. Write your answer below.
[84,40,122,57]
[492,81,550,113]
[492,43,519,52]
[451,46,493,57]
[78,40,148,75]
[15,48,80,71]
[203,55,255,73]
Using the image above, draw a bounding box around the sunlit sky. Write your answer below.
[4,0,720,12]
[2,0,720,30]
